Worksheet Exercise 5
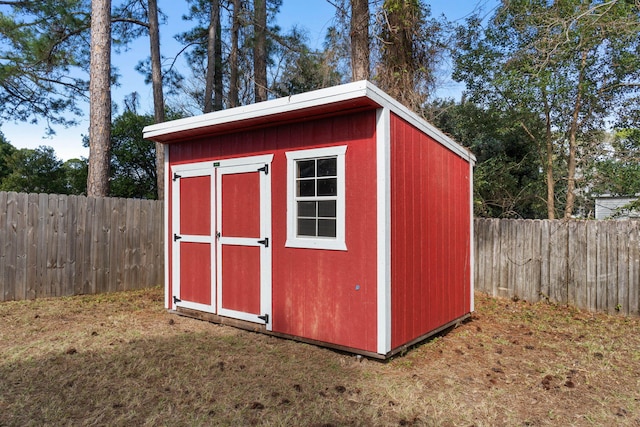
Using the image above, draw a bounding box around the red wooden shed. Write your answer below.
[143,81,475,359]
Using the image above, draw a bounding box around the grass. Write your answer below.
[1,287,639,426]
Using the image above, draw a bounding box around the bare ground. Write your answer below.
[0,287,638,426]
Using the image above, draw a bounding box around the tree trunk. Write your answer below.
[214,12,223,111]
[229,0,241,108]
[253,0,267,102]
[87,0,112,197]
[564,49,587,219]
[204,0,220,113]
[350,0,369,81]
[543,92,555,220]
[148,0,165,200]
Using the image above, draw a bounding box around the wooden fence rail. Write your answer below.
[0,191,163,301]
[474,218,640,316]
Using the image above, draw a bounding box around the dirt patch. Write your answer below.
[1,287,639,426]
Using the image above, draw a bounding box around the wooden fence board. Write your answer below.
[585,222,598,312]
[567,221,587,310]
[26,193,39,299]
[14,193,28,300]
[629,222,640,316]
[539,220,551,301]
[0,191,7,301]
[617,221,630,315]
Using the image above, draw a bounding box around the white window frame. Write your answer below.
[285,145,347,251]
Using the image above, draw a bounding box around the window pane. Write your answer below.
[297,160,315,178]
[317,178,337,196]
[318,219,336,237]
[317,157,337,177]
[318,200,336,218]
[297,179,315,197]
[298,201,316,217]
[297,219,316,236]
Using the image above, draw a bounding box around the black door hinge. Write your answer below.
[258,314,269,324]
[258,164,269,175]
[258,237,269,248]
[174,234,182,241]
[173,296,181,304]
[173,173,181,181]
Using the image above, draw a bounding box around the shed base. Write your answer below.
[172,307,470,360]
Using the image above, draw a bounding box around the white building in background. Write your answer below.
[594,194,640,219]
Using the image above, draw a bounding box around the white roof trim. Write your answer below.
[143,80,476,164]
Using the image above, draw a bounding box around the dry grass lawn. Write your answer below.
[0,287,639,426]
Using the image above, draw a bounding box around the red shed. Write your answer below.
[143,81,475,359]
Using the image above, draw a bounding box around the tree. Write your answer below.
[253,0,267,102]
[87,0,112,197]
[0,131,16,185]
[588,129,640,197]
[372,0,447,111]
[350,0,369,81]
[109,109,158,199]
[0,146,69,194]
[204,0,222,113]
[453,0,640,218]
[429,99,547,218]
[0,0,90,132]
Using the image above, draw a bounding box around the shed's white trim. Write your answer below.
[469,161,475,313]
[376,107,392,356]
[144,81,475,166]
[164,144,170,310]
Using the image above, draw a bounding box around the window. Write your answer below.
[286,146,346,250]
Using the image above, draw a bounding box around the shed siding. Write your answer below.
[390,113,472,348]
[168,111,379,352]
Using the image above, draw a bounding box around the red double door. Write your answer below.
[171,155,272,329]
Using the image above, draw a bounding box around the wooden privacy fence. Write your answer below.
[2,192,639,317]
[0,192,163,301]
[474,218,640,316]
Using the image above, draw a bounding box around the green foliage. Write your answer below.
[0,146,70,194]
[429,100,547,218]
[588,129,640,197]
[452,0,640,218]
[0,0,90,131]
[0,131,16,183]
[108,110,158,199]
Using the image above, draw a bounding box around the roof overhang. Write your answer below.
[143,80,476,164]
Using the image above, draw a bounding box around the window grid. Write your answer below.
[295,157,338,238]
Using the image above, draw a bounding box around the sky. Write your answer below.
[1,0,498,161]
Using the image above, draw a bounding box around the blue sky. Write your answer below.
[2,0,498,160]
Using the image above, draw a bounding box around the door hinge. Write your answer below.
[258,237,269,248]
[258,313,269,324]
[173,234,182,241]
[257,164,269,175]
[173,296,181,304]
[216,231,221,240]
[173,173,181,181]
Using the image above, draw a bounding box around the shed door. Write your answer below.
[171,163,215,313]
[216,157,272,330]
